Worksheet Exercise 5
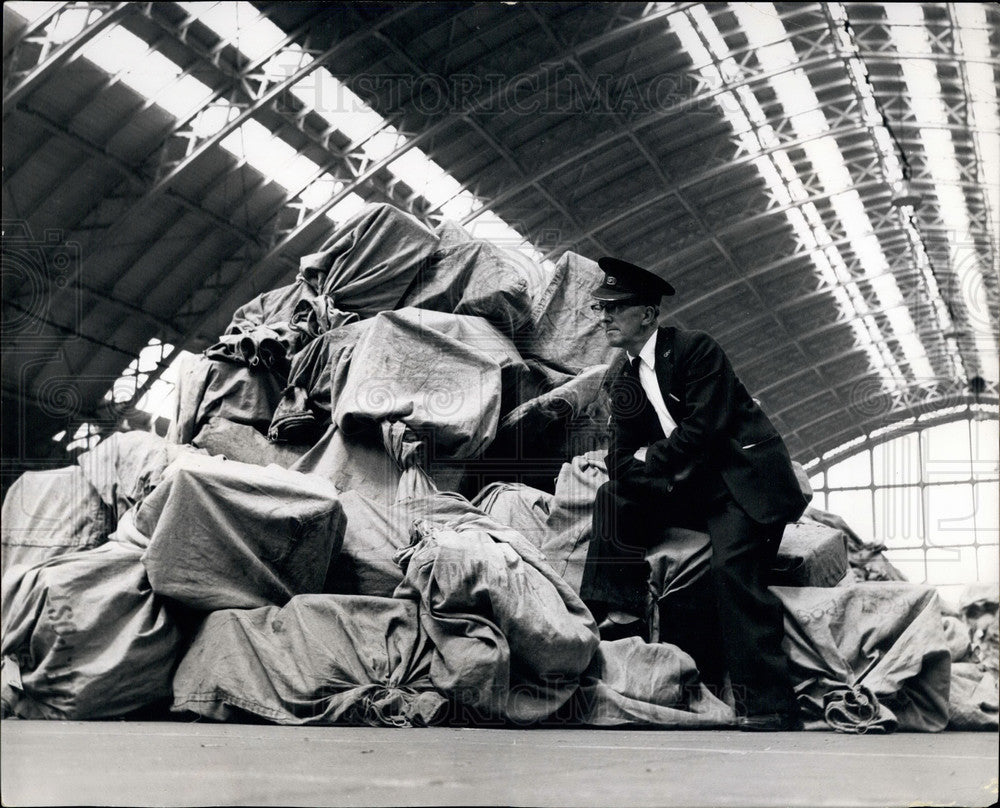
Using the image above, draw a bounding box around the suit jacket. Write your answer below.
[605,326,809,525]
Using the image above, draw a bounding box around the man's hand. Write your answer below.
[633,446,648,462]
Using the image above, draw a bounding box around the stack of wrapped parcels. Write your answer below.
[3,204,996,732]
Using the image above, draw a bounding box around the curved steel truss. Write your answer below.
[3,1,997,466]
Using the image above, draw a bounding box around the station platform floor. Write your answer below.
[2,721,997,807]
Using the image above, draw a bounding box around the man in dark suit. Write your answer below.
[580,257,809,731]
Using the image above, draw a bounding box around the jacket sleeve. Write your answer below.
[643,332,735,483]
[603,368,646,482]
[605,416,642,481]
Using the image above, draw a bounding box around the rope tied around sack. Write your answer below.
[359,684,423,727]
[822,684,894,734]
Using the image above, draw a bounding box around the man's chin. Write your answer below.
[604,330,625,347]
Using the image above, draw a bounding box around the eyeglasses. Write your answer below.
[589,301,640,316]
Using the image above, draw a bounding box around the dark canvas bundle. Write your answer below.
[298,203,440,316]
[206,280,359,378]
[1,542,180,720]
[488,365,611,486]
[170,353,285,441]
[394,518,599,723]
[331,309,512,459]
[573,637,735,727]
[268,320,369,443]
[1,466,113,575]
[772,583,952,733]
[171,594,447,726]
[518,251,620,374]
[401,237,540,336]
[497,365,610,440]
[137,455,345,610]
[802,505,907,582]
[768,521,850,588]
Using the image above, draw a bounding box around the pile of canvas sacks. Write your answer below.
[2,204,996,733]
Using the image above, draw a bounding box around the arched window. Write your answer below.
[807,413,999,606]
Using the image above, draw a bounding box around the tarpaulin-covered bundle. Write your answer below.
[298,203,441,316]
[946,582,999,730]
[134,454,345,611]
[206,280,359,379]
[958,581,999,675]
[401,227,544,337]
[768,522,850,588]
[331,309,519,459]
[1,466,113,575]
[473,450,605,594]
[171,594,447,727]
[571,638,735,727]
[488,366,612,489]
[77,430,202,521]
[1,431,200,575]
[190,418,309,470]
[290,423,415,504]
[473,483,552,551]
[395,518,600,724]
[289,416,464,506]
[328,489,503,597]
[298,420,466,591]
[170,352,286,443]
[518,251,620,374]
[271,308,543,458]
[173,205,444,447]
[802,505,907,582]
[772,583,952,733]
[948,662,999,730]
[1,542,181,720]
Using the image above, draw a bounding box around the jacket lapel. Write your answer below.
[654,327,679,417]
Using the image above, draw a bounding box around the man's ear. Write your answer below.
[643,306,659,326]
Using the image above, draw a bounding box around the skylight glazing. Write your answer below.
[6,0,554,437]
[884,3,999,382]
[667,5,914,389]
[732,2,935,381]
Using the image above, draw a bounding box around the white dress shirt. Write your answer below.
[627,331,677,446]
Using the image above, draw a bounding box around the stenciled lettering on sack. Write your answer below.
[43,594,78,683]
[795,596,842,624]
[860,593,913,617]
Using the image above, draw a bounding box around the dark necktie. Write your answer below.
[627,355,663,439]
[620,354,649,416]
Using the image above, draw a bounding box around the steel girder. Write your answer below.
[804,398,999,475]
[790,381,997,462]
[843,3,1000,382]
[2,2,131,114]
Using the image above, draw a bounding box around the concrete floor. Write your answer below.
[1,721,997,807]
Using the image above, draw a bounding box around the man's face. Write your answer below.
[594,301,653,349]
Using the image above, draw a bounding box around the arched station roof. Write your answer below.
[3,1,997,466]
